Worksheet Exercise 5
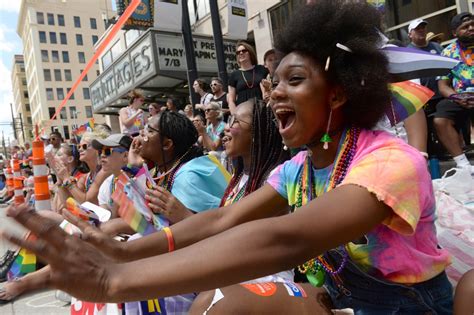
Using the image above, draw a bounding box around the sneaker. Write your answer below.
[0,251,17,282]
[55,290,71,304]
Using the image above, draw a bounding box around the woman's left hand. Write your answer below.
[145,186,192,224]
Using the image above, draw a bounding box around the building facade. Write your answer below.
[11,55,32,145]
[16,0,113,140]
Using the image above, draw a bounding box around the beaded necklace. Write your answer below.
[223,173,248,206]
[241,67,255,89]
[295,126,360,287]
[154,149,191,191]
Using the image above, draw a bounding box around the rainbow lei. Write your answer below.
[296,126,360,287]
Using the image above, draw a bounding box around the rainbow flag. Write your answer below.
[7,234,37,280]
[386,81,434,126]
[72,118,95,142]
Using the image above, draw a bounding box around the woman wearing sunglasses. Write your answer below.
[228,40,269,114]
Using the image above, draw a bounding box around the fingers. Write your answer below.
[6,203,31,217]
[12,211,67,250]
[0,230,53,263]
[63,211,91,233]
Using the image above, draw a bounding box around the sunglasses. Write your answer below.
[210,83,221,87]
[228,115,251,127]
[144,124,160,134]
[236,49,249,55]
[78,143,91,151]
[101,147,127,157]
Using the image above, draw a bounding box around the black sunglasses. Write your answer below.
[78,143,90,151]
[236,49,249,55]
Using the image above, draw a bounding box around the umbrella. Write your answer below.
[382,46,460,83]
[387,80,434,126]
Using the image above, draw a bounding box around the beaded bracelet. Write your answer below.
[163,227,175,252]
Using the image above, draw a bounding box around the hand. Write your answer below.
[53,160,69,182]
[193,120,206,134]
[145,186,192,224]
[1,204,114,302]
[128,137,144,167]
[260,79,272,92]
[136,109,143,116]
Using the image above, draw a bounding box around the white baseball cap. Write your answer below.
[408,19,427,32]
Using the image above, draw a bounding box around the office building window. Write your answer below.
[37,12,44,24]
[25,104,31,112]
[27,117,32,125]
[57,88,65,100]
[96,70,100,76]
[80,69,88,81]
[52,50,59,63]
[48,107,56,119]
[62,51,70,63]
[43,69,52,81]
[69,106,77,119]
[47,13,54,25]
[67,88,74,100]
[78,52,86,63]
[46,88,54,100]
[49,32,57,44]
[39,31,47,43]
[63,126,70,140]
[41,50,49,62]
[90,18,97,29]
[58,14,65,26]
[60,33,67,44]
[60,107,67,119]
[74,16,81,28]
[22,78,27,86]
[23,91,29,98]
[54,69,62,81]
[83,88,90,99]
[65,69,72,81]
[85,106,93,118]
[76,34,83,46]
[92,35,98,45]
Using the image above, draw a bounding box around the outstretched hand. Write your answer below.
[1,204,115,302]
[145,186,192,224]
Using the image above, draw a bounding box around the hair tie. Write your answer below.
[335,43,353,53]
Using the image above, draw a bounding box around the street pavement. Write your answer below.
[0,205,69,315]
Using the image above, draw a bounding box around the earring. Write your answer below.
[320,110,333,150]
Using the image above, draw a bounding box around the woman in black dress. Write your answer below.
[228,41,268,114]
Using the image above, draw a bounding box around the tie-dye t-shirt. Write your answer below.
[267,129,451,284]
[440,40,474,93]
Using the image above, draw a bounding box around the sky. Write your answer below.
[0,1,23,146]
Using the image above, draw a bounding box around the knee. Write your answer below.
[433,117,452,129]
[189,290,215,315]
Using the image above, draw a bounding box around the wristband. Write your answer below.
[163,227,175,252]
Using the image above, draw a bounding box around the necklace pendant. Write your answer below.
[306,266,325,287]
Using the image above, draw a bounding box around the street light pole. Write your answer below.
[209,0,228,89]
[19,113,25,144]
[10,103,17,141]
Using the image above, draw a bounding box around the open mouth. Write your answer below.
[275,108,296,131]
[222,135,232,148]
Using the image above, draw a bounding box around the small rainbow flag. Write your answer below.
[72,118,95,142]
[387,81,434,126]
[7,234,37,280]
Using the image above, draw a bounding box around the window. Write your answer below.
[62,51,70,63]
[69,106,77,118]
[27,117,32,125]
[57,88,65,100]
[48,107,56,119]
[46,88,54,101]
[25,104,31,112]
[85,106,93,118]
[58,14,65,26]
[23,91,29,98]
[60,107,67,119]
[63,126,70,140]
[49,32,57,44]
[78,52,86,63]
[43,69,52,81]
[90,18,97,29]
[92,35,99,45]
[101,51,112,69]
[83,88,90,99]
[54,69,62,81]
[65,69,72,81]
[96,70,100,76]
[41,50,49,62]
[67,88,74,100]
[37,12,44,24]
[80,69,88,81]
[60,33,67,44]
[39,31,47,43]
[47,13,54,25]
[76,34,83,46]
[74,16,81,28]
[52,50,59,63]
[22,78,27,86]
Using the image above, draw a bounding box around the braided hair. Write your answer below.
[157,111,203,189]
[220,99,289,206]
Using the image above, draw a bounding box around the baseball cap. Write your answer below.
[450,12,473,31]
[408,19,427,32]
[91,134,132,151]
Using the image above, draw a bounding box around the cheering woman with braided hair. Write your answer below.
[4,1,454,313]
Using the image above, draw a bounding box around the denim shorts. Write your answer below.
[324,250,453,315]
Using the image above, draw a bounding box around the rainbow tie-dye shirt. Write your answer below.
[267,129,451,284]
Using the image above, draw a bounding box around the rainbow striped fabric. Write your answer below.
[7,233,37,280]
[387,81,434,126]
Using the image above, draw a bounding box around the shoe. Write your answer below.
[55,290,71,304]
[0,251,17,282]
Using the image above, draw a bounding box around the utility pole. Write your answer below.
[1,131,6,159]
[19,113,25,144]
[182,0,200,106]
[209,0,228,89]
[10,103,17,141]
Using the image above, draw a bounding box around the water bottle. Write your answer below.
[429,157,441,179]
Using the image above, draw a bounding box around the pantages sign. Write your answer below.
[90,30,239,112]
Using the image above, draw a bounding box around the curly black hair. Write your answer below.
[274,0,391,129]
